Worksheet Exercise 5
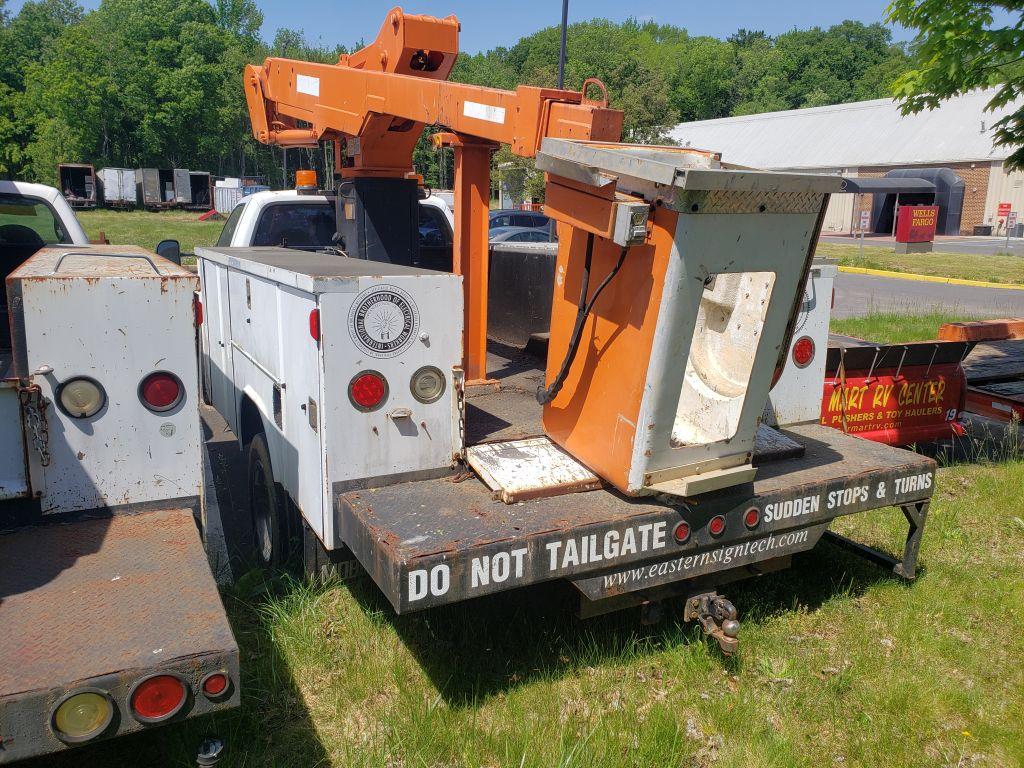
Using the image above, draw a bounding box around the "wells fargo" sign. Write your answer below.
[895,205,939,243]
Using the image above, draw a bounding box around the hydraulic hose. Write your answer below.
[537,235,628,405]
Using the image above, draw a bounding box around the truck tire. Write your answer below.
[248,433,288,569]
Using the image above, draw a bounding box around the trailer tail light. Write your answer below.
[709,515,726,536]
[51,689,114,743]
[139,372,184,412]
[792,336,815,368]
[349,371,388,411]
[129,674,187,723]
[309,308,320,343]
[57,377,106,419]
[673,520,690,544]
[744,507,760,529]
[200,671,230,699]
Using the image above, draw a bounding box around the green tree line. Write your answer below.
[0,0,910,188]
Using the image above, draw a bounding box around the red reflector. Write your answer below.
[202,673,228,697]
[349,371,387,411]
[792,336,815,368]
[139,372,183,412]
[709,515,726,536]
[194,296,203,326]
[309,308,320,343]
[130,675,186,722]
[744,507,760,529]
[673,520,690,544]
[951,421,967,437]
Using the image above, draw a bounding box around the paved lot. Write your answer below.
[832,270,1024,319]
[821,234,1024,256]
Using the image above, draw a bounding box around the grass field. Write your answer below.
[77,209,223,255]
[829,310,994,344]
[818,242,1024,285]
[41,456,1024,768]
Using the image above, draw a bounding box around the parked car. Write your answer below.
[489,225,555,243]
[488,208,550,230]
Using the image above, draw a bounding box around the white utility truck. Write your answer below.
[0,181,237,763]
[197,152,937,656]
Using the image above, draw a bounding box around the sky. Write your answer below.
[6,0,921,52]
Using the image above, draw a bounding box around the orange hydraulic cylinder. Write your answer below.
[451,138,495,384]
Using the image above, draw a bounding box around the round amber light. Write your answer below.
[52,690,113,742]
[410,366,446,404]
[58,377,106,419]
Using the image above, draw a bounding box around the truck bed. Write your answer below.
[0,509,239,762]
[962,338,1024,420]
[338,346,937,613]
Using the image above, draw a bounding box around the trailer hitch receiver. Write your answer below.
[685,592,740,656]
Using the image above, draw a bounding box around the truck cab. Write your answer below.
[0,181,88,350]
[217,188,455,270]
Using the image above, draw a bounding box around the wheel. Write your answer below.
[247,432,288,568]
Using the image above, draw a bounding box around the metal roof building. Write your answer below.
[669,89,1024,235]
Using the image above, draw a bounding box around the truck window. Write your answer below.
[216,204,245,246]
[418,205,452,248]
[0,194,69,247]
[1,193,71,350]
[253,203,335,248]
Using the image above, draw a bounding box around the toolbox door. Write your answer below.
[0,382,29,500]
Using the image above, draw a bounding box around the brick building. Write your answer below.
[669,89,1024,236]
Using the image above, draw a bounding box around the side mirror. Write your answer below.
[155,239,181,265]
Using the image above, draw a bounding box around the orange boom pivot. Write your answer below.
[243,7,623,382]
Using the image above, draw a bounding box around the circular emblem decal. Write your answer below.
[348,285,420,358]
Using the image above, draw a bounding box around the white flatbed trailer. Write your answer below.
[0,243,238,763]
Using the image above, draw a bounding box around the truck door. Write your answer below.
[0,370,29,500]
[200,259,236,431]
[173,169,192,205]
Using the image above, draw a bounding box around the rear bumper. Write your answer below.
[0,509,238,763]
[337,425,937,613]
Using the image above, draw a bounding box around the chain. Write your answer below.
[18,385,51,467]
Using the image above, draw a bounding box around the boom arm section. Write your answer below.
[243,6,624,383]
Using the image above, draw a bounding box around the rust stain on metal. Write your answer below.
[0,509,235,696]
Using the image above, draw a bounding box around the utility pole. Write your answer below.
[557,0,569,89]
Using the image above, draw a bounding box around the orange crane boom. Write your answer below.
[244,6,623,382]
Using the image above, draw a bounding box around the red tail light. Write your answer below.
[129,674,187,723]
[792,336,815,368]
[349,371,388,411]
[200,671,230,699]
[139,372,184,412]
[709,515,726,536]
[673,520,690,544]
[309,308,320,343]
[744,507,760,529]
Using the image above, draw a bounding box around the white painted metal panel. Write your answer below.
[11,248,202,514]
[319,272,463,500]
[983,161,1024,230]
[670,88,1021,170]
[764,261,838,427]
[200,259,236,434]
[629,209,824,494]
[227,270,282,382]
[271,286,325,538]
[0,387,28,500]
